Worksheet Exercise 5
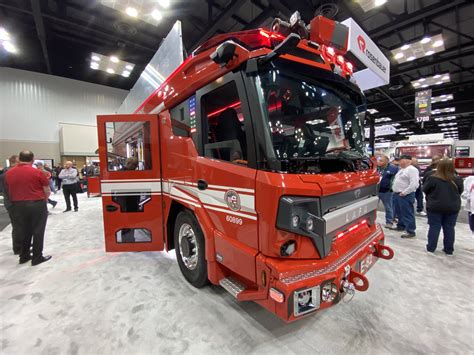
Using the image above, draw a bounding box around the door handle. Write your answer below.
[106,204,118,212]
[197,179,208,191]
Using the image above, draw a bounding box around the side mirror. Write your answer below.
[210,41,237,67]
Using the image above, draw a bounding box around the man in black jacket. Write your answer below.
[377,155,399,228]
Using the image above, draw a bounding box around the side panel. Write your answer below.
[97,114,164,252]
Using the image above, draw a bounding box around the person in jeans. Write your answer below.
[389,155,419,238]
[0,155,21,254]
[59,161,79,212]
[377,155,399,228]
[461,175,474,236]
[423,159,463,255]
[5,151,52,265]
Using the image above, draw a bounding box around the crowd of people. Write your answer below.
[377,153,474,256]
[0,151,84,265]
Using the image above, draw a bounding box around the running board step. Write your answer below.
[219,277,246,298]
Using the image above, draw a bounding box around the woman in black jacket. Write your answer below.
[422,159,463,255]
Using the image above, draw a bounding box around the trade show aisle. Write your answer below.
[0,194,472,354]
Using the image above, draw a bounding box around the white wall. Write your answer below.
[0,68,128,162]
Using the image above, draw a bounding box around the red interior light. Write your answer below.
[336,232,344,239]
[336,55,344,65]
[208,101,241,117]
[345,61,354,74]
[348,224,359,232]
[259,30,270,38]
[326,46,335,57]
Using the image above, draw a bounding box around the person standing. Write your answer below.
[59,161,79,212]
[36,162,58,209]
[411,158,426,216]
[4,151,52,265]
[389,155,419,238]
[423,155,441,180]
[423,159,463,255]
[461,175,474,236]
[0,155,21,254]
[54,164,63,190]
[377,155,399,228]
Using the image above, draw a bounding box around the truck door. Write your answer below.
[97,114,164,252]
[194,72,259,282]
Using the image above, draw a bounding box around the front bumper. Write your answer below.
[257,225,393,322]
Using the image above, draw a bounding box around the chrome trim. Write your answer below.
[219,277,246,298]
[281,225,383,285]
[294,286,321,316]
[324,196,379,234]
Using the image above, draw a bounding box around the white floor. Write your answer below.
[0,193,473,354]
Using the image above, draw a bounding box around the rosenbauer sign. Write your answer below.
[342,18,390,91]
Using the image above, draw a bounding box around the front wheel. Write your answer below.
[174,210,208,288]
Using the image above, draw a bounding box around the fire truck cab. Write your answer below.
[97,13,393,322]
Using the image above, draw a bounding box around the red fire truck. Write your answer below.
[97,13,394,322]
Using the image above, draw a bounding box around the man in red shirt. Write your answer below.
[5,151,52,265]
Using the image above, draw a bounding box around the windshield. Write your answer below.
[256,69,365,162]
[396,145,452,159]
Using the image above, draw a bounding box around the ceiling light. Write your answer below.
[152,9,163,21]
[431,94,453,103]
[433,40,443,47]
[367,108,379,114]
[158,0,170,8]
[392,33,445,63]
[411,73,450,88]
[90,52,135,75]
[394,52,404,59]
[392,123,401,127]
[432,107,456,114]
[122,71,130,77]
[125,7,138,17]
[2,41,17,53]
[0,27,10,41]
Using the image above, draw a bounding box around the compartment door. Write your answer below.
[97,114,164,252]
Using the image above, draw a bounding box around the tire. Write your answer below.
[174,210,208,288]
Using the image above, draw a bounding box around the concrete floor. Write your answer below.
[0,193,473,355]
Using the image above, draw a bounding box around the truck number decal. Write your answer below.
[226,215,243,225]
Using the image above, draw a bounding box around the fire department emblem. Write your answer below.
[224,190,241,211]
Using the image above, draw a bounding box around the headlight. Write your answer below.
[306,217,314,232]
[291,215,300,228]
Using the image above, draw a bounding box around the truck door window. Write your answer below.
[170,96,197,138]
[201,82,248,165]
[105,121,152,171]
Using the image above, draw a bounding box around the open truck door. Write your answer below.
[97,114,164,252]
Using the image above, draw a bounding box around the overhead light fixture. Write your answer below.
[0,27,17,54]
[152,9,163,21]
[434,115,456,122]
[122,70,130,77]
[432,107,455,114]
[392,123,401,127]
[411,73,450,88]
[158,0,170,8]
[367,108,379,114]
[439,122,457,127]
[375,117,392,123]
[392,33,445,63]
[100,1,171,26]
[90,52,135,77]
[125,6,138,17]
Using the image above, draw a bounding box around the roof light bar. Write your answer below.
[392,33,444,63]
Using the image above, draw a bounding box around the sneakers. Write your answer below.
[416,211,427,216]
[401,233,416,238]
[426,250,436,256]
[51,200,58,208]
[74,208,78,212]
[384,223,394,228]
[388,225,405,231]
[63,209,71,213]
[442,249,454,256]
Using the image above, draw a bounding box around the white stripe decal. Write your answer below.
[163,192,201,208]
[101,181,162,193]
[101,179,162,183]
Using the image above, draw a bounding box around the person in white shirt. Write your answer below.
[389,155,419,238]
[462,175,474,235]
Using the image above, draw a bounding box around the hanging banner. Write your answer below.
[341,18,390,91]
[415,89,432,123]
[364,125,397,138]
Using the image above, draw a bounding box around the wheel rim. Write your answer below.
[178,223,198,270]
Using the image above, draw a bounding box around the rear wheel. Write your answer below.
[174,210,208,288]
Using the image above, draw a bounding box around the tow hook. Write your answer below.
[348,270,369,292]
[373,244,394,260]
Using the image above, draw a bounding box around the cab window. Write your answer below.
[201,82,248,165]
[105,121,152,171]
[170,96,196,137]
